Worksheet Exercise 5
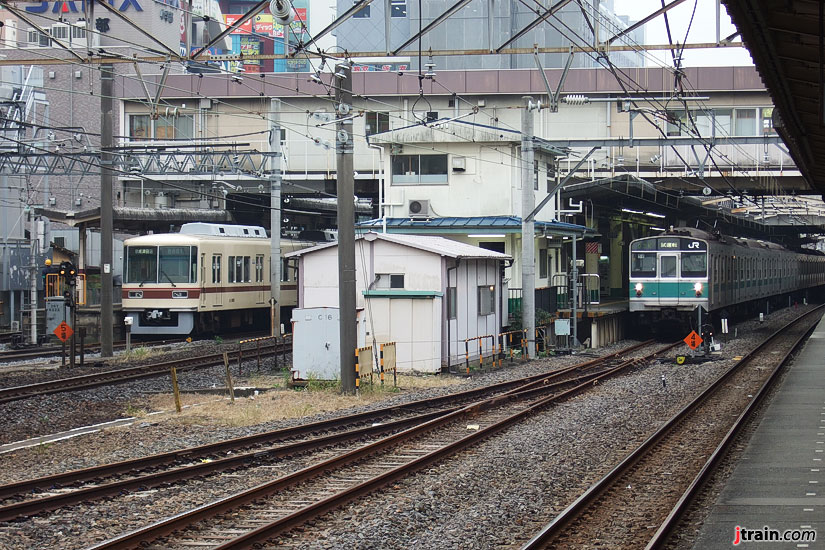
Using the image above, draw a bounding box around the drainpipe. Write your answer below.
[368,143,386,232]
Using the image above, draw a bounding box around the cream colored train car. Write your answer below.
[122,223,313,335]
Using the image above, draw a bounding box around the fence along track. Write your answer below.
[0,341,660,521]
[520,306,824,550]
[86,342,674,550]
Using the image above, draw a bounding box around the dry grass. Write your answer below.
[136,372,465,428]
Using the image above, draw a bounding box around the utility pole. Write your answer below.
[268,98,282,337]
[100,64,114,357]
[521,96,536,358]
[336,62,357,394]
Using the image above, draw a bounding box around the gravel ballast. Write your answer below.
[0,306,816,550]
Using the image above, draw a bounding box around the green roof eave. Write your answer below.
[363,290,444,298]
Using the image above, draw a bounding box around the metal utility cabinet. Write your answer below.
[291,307,340,380]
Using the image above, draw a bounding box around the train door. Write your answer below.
[200,253,207,310]
[255,254,266,304]
[658,254,679,305]
[211,254,223,308]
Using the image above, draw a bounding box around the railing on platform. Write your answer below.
[45,273,87,305]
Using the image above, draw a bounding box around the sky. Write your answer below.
[613,0,753,67]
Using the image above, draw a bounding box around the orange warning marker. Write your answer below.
[683,330,703,350]
[54,321,74,342]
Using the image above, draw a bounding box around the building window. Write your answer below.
[366,112,389,136]
[734,108,757,136]
[128,113,194,140]
[352,0,370,18]
[391,154,448,184]
[212,254,221,283]
[426,111,438,122]
[129,115,151,140]
[539,248,547,279]
[533,160,539,190]
[376,273,404,289]
[390,0,406,17]
[447,287,457,319]
[478,285,495,316]
[546,161,555,193]
[479,242,505,254]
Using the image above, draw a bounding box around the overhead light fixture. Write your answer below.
[651,226,666,231]
[645,212,666,218]
[621,208,643,215]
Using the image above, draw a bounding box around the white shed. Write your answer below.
[286,232,512,373]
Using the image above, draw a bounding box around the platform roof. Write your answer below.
[723,0,825,195]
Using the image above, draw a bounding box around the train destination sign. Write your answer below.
[683,330,703,350]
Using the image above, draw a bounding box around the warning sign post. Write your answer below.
[54,321,74,343]
[683,330,703,351]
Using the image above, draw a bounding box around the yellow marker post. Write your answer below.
[223,352,235,403]
[170,367,182,413]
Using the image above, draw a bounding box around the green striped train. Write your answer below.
[629,227,825,331]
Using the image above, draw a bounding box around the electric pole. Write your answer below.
[335,62,357,394]
[268,98,282,337]
[100,64,114,357]
[521,96,536,358]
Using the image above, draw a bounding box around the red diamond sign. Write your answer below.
[54,321,74,343]
[683,330,703,350]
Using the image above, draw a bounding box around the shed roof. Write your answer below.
[285,231,512,260]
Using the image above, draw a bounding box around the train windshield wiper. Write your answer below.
[160,270,177,287]
[138,278,151,287]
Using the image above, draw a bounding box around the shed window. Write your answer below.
[478,285,495,316]
[376,273,404,289]
[447,287,456,319]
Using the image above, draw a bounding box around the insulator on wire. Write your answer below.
[562,94,589,105]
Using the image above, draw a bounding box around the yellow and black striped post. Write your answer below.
[478,338,483,369]
[379,344,385,386]
[354,348,360,392]
[465,340,470,375]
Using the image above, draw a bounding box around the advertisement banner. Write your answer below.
[224,14,253,35]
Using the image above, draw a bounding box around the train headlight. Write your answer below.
[634,282,643,296]
[694,282,703,297]
[172,290,189,299]
[128,291,143,299]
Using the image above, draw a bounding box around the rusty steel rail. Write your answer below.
[0,340,289,404]
[85,341,675,550]
[521,305,825,550]
[0,340,659,520]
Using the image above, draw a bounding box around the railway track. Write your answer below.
[0,340,658,522]
[0,339,288,404]
[520,305,824,550]
[0,334,271,363]
[60,340,676,550]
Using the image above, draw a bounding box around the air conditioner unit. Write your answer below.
[408,199,431,218]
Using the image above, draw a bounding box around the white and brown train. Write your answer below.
[122,223,315,335]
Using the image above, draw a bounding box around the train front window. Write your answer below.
[630,252,657,277]
[681,253,707,278]
[159,246,196,284]
[125,246,157,284]
[660,256,677,278]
